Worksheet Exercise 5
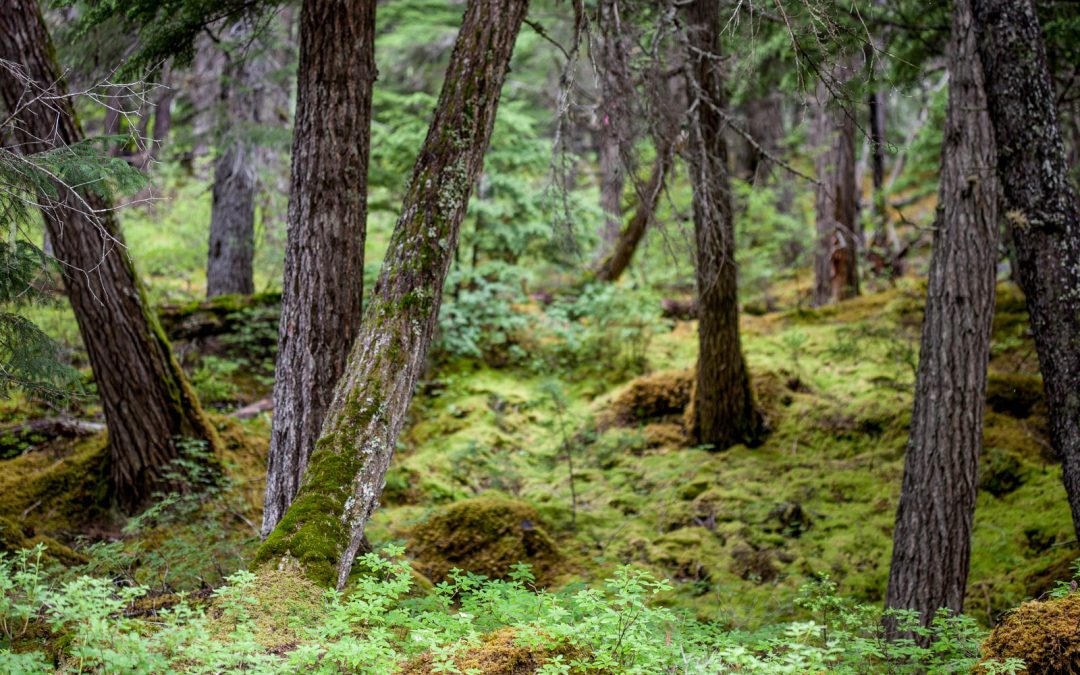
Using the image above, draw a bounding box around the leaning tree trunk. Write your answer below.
[885,0,999,635]
[812,71,860,305]
[593,143,673,282]
[0,0,220,510]
[255,0,529,587]
[206,20,267,298]
[260,0,376,537]
[682,0,762,451]
[973,0,1080,543]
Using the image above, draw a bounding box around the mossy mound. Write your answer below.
[0,433,110,533]
[209,565,325,650]
[0,516,87,567]
[408,497,561,586]
[608,369,693,425]
[399,628,588,674]
[979,594,1080,674]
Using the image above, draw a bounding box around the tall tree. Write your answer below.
[812,69,860,305]
[255,0,529,587]
[0,0,220,509]
[973,0,1080,542]
[682,0,762,450]
[885,0,998,632]
[206,20,266,298]
[260,0,376,536]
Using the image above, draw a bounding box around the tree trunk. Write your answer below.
[885,0,999,634]
[593,143,673,283]
[973,0,1080,542]
[596,129,624,249]
[147,67,175,165]
[682,0,762,451]
[812,72,860,305]
[255,0,528,588]
[0,0,220,510]
[260,0,376,537]
[206,21,266,298]
[590,0,637,265]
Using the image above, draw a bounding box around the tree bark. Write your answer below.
[593,142,673,283]
[590,0,637,265]
[682,0,762,451]
[0,0,220,510]
[812,71,860,305]
[255,0,528,587]
[885,0,999,634]
[260,0,376,537]
[206,20,267,298]
[973,0,1080,542]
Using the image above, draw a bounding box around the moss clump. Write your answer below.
[0,517,87,567]
[643,423,687,449]
[210,565,324,650]
[979,594,1080,674]
[399,628,588,674]
[608,369,693,425]
[986,372,1045,419]
[0,433,109,532]
[409,497,561,586]
[979,447,1029,497]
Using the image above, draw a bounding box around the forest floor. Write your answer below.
[0,277,1071,631]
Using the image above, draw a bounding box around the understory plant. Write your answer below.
[0,542,1028,674]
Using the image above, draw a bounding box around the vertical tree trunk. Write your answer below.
[206,21,266,298]
[812,73,860,305]
[0,0,220,510]
[885,0,999,633]
[255,0,529,588]
[596,129,624,249]
[973,0,1080,542]
[682,0,762,451]
[591,0,637,264]
[147,67,174,165]
[260,0,375,537]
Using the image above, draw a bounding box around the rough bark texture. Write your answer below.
[206,21,265,298]
[0,0,220,509]
[885,0,999,633]
[593,143,673,282]
[812,73,860,305]
[590,0,637,264]
[260,0,376,538]
[255,0,528,587]
[682,0,762,451]
[973,0,1080,542]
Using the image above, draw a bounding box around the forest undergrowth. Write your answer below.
[0,272,1070,673]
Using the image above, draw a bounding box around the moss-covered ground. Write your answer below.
[1,278,1072,632]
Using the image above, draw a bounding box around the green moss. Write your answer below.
[209,564,324,650]
[978,594,1080,674]
[253,441,361,587]
[0,433,109,532]
[408,496,562,586]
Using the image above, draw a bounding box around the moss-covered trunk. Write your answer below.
[0,0,220,510]
[261,0,375,538]
[682,0,762,451]
[255,0,529,588]
[885,0,999,635]
[972,0,1080,544]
